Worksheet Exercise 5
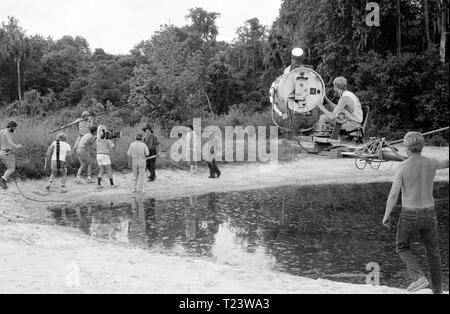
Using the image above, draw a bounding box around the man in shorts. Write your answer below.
[44,133,71,193]
[96,125,118,189]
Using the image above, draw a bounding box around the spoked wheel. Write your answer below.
[369,160,383,170]
[355,158,367,170]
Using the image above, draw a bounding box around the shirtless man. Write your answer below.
[383,132,449,294]
[73,111,94,151]
[316,76,363,132]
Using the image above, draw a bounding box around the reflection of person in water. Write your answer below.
[86,203,131,243]
[129,197,146,242]
[143,198,158,249]
[184,193,221,256]
[185,196,197,240]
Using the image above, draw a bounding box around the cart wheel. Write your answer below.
[370,161,382,170]
[355,158,367,170]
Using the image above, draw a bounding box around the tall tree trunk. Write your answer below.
[203,89,214,115]
[397,0,402,55]
[424,0,433,51]
[16,58,22,103]
[440,0,448,63]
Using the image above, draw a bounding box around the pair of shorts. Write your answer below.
[97,154,111,166]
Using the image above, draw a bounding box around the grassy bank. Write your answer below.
[0,113,301,180]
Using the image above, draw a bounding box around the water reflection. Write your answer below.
[50,182,449,290]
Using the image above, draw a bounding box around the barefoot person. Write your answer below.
[383,132,449,294]
[76,126,97,184]
[44,133,71,193]
[0,121,22,190]
[316,76,363,132]
[127,133,149,194]
[143,124,159,182]
[96,125,118,189]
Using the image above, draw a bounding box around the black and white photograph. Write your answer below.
[0,0,449,298]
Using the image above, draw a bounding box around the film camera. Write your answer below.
[105,130,121,140]
[99,127,122,140]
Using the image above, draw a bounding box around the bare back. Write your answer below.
[399,155,438,208]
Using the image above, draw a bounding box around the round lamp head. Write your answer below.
[292,48,304,57]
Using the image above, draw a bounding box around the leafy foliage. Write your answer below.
[0,2,448,137]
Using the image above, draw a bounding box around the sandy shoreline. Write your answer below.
[0,146,448,294]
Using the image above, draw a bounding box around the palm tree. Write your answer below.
[397,0,402,55]
[438,0,448,63]
[424,0,433,51]
[0,17,29,103]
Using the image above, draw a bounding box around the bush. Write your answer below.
[3,89,57,117]
[353,51,449,135]
[0,116,181,179]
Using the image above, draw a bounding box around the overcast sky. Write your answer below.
[0,0,281,55]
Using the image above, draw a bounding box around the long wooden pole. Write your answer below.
[389,127,449,145]
[49,103,132,134]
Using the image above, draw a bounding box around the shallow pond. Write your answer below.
[50,182,449,291]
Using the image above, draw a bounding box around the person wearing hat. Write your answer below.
[44,133,71,193]
[142,124,159,182]
[127,133,149,194]
[0,121,22,189]
[73,110,94,151]
[316,76,363,132]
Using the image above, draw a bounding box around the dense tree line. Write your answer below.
[0,1,448,135]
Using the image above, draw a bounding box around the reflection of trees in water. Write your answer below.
[48,182,448,290]
[218,192,283,254]
[51,202,133,242]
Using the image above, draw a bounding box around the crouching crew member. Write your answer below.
[0,121,22,190]
[96,125,118,189]
[316,76,363,132]
[127,133,149,194]
[45,133,71,193]
[143,124,159,182]
[76,125,97,184]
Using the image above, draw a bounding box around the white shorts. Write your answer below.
[97,154,111,166]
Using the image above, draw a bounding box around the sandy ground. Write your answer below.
[0,145,448,294]
[0,222,442,294]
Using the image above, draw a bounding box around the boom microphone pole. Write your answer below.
[389,127,449,145]
[49,103,133,134]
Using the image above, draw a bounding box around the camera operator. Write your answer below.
[96,125,118,189]
[0,121,22,190]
